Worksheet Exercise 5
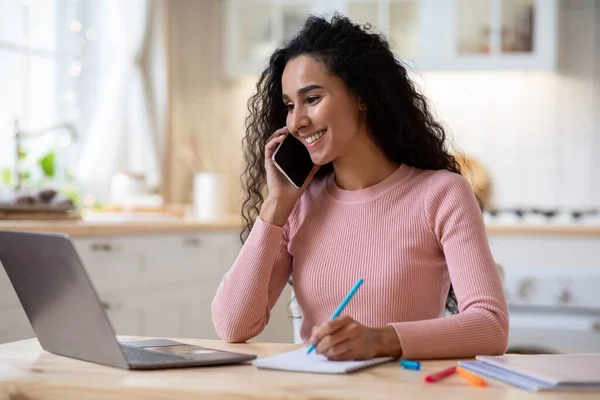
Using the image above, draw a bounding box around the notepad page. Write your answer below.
[253,347,394,374]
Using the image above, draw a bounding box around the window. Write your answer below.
[0,0,101,189]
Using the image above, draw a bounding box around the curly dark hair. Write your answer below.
[240,14,464,314]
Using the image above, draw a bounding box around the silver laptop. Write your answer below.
[0,230,256,370]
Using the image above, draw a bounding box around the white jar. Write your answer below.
[193,172,229,221]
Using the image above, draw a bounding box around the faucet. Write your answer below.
[13,118,78,190]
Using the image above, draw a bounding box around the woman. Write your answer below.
[211,14,508,361]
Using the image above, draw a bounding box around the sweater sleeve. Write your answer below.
[211,217,293,342]
[390,173,509,359]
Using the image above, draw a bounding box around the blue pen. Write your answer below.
[306,277,364,355]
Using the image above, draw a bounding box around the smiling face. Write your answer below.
[281,55,366,165]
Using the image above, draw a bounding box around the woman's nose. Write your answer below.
[288,107,310,134]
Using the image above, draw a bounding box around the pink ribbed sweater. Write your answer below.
[211,164,509,359]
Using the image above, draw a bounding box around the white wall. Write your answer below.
[413,0,600,209]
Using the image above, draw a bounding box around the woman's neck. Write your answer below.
[332,132,400,191]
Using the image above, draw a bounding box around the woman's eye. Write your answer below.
[306,96,321,105]
[285,103,294,112]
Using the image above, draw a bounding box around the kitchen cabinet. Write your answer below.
[0,230,295,345]
[0,306,34,345]
[223,0,558,78]
[223,0,428,77]
[435,0,558,70]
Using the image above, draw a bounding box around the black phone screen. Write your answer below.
[272,133,314,189]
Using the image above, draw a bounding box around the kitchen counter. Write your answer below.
[1,217,599,237]
[0,337,596,400]
[0,216,243,237]
[485,224,600,236]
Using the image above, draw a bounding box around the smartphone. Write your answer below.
[271,132,315,189]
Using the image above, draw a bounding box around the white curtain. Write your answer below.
[77,0,163,195]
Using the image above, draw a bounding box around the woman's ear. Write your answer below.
[355,92,367,111]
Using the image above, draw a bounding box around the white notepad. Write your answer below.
[476,353,600,387]
[458,353,600,392]
[253,347,394,374]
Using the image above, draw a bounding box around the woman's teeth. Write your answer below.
[306,130,326,144]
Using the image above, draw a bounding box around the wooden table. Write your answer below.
[0,338,596,400]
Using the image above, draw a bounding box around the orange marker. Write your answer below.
[456,366,487,387]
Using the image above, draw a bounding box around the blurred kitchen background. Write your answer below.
[0,0,599,354]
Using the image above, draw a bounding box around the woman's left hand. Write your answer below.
[309,316,402,361]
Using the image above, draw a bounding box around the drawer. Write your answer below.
[141,232,242,285]
[212,231,244,269]
[0,327,35,345]
[73,238,144,293]
[0,263,22,307]
[0,306,34,340]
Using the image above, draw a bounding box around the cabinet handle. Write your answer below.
[91,243,123,252]
[101,301,123,310]
[182,237,202,248]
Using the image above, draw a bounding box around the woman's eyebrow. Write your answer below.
[282,84,324,101]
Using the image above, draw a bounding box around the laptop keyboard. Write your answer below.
[121,344,192,365]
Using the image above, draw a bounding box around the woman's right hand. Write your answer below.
[260,127,319,227]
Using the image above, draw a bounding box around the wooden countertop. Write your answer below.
[0,338,595,400]
[0,216,243,236]
[485,224,600,236]
[0,217,599,237]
